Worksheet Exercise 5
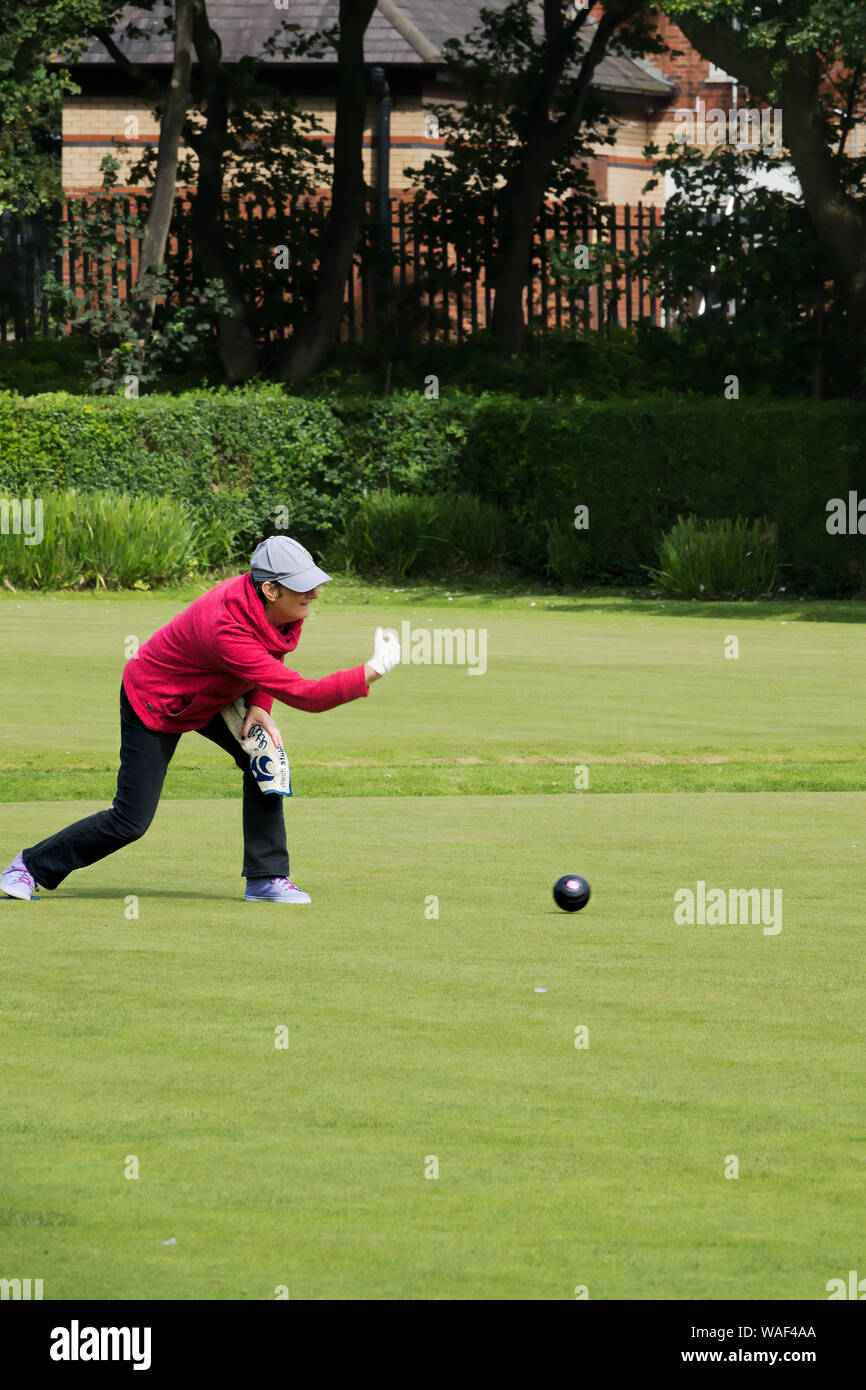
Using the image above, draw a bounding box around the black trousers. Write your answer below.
[22,681,290,891]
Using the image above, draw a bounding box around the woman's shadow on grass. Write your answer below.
[3,887,244,903]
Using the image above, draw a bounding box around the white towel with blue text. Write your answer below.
[220,698,292,797]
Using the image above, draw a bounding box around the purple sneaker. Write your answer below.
[244,876,311,904]
[1,852,40,901]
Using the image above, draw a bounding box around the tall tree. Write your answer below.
[96,0,259,380]
[0,0,127,212]
[133,0,193,335]
[184,0,258,380]
[489,0,662,351]
[99,0,331,382]
[406,1,624,348]
[278,0,379,386]
[663,1,866,375]
[409,1,668,353]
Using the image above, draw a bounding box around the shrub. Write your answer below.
[334,489,512,578]
[646,515,780,599]
[333,489,446,577]
[0,489,221,589]
[438,492,512,573]
[545,517,592,586]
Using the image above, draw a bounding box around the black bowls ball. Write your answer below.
[553,874,591,912]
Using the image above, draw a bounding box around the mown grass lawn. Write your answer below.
[0,579,862,1300]
[0,792,861,1300]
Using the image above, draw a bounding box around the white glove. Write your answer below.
[368,626,401,676]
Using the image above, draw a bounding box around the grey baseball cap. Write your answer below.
[250,536,331,592]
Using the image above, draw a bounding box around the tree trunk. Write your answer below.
[777,51,866,362]
[95,2,257,381]
[489,1,644,352]
[675,13,866,383]
[188,0,258,382]
[134,0,194,336]
[279,0,378,386]
[489,157,554,352]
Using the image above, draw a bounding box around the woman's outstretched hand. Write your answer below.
[366,627,401,684]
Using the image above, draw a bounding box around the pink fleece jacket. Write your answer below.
[122,572,369,733]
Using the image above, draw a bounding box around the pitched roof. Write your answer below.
[75,1,674,96]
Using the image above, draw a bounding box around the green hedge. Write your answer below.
[455,395,866,595]
[0,386,863,595]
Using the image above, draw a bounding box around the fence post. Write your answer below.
[624,203,632,329]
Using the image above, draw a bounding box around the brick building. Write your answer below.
[60,1,769,207]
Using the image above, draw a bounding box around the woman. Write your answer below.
[1,536,400,904]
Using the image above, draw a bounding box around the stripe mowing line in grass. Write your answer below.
[0,757,863,799]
